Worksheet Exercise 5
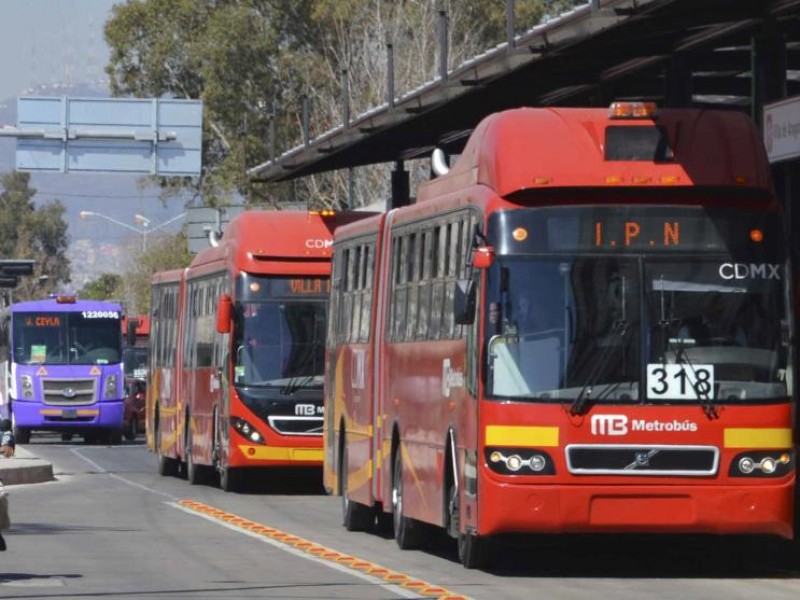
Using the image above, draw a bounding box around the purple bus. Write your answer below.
[0,295,125,444]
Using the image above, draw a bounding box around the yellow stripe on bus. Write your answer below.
[485,425,560,447]
[724,428,792,448]
[237,445,323,462]
[40,408,99,416]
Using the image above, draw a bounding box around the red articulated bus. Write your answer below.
[147,269,186,470]
[324,103,794,568]
[149,210,373,491]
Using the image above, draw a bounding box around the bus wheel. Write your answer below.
[185,429,204,485]
[108,428,123,445]
[219,466,239,492]
[392,450,423,549]
[156,423,178,477]
[340,443,373,531]
[14,427,30,445]
[458,530,489,570]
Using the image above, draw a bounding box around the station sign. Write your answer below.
[763,95,800,164]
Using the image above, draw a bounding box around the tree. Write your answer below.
[104,0,291,207]
[0,172,70,302]
[120,232,192,315]
[79,274,123,301]
[76,233,191,315]
[103,1,582,210]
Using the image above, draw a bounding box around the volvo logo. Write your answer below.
[62,388,77,399]
[626,449,659,470]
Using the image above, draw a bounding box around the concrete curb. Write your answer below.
[0,446,55,486]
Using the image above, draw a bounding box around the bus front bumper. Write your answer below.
[12,400,125,431]
[479,480,795,539]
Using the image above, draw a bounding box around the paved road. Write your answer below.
[3,437,800,599]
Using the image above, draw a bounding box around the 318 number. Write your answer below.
[646,364,715,400]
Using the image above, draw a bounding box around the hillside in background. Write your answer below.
[0,83,189,289]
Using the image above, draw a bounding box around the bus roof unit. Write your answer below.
[418,105,773,201]
[189,210,368,277]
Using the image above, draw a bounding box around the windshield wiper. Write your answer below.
[569,318,630,416]
[665,326,719,419]
[654,274,718,419]
[280,345,318,395]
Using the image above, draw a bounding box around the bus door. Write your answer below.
[373,211,395,503]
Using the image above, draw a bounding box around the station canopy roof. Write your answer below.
[248,0,800,183]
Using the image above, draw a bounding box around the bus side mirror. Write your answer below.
[454,279,476,325]
[216,294,232,334]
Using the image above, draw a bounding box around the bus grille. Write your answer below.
[565,444,719,476]
[267,416,323,436]
[42,378,97,406]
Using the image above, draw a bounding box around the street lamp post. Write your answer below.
[79,211,186,252]
[134,213,187,251]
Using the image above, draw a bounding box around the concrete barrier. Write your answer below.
[0,446,55,486]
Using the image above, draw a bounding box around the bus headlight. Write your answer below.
[21,375,33,399]
[506,454,523,471]
[232,417,265,444]
[486,448,555,475]
[730,451,792,477]
[760,457,777,474]
[738,457,755,474]
[104,374,118,399]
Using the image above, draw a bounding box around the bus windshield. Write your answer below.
[232,300,326,390]
[485,256,788,404]
[12,311,122,365]
[123,346,149,379]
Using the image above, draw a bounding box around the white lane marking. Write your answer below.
[170,501,423,600]
[67,448,451,599]
[70,447,178,500]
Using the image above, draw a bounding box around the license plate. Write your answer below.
[61,409,77,419]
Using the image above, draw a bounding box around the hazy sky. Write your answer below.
[0,0,119,100]
[0,1,191,257]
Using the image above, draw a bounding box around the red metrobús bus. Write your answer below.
[149,210,373,491]
[147,268,186,472]
[324,103,794,568]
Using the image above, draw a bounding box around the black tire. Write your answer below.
[185,428,205,485]
[212,407,237,492]
[392,450,423,550]
[375,510,394,536]
[14,426,30,444]
[341,442,374,531]
[61,433,74,442]
[219,465,239,492]
[458,530,490,569]
[108,428,123,445]
[156,421,178,477]
[446,472,460,539]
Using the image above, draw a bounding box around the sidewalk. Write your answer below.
[0,446,54,486]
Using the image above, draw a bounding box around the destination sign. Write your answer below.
[238,274,331,301]
[24,315,61,327]
[489,206,785,257]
